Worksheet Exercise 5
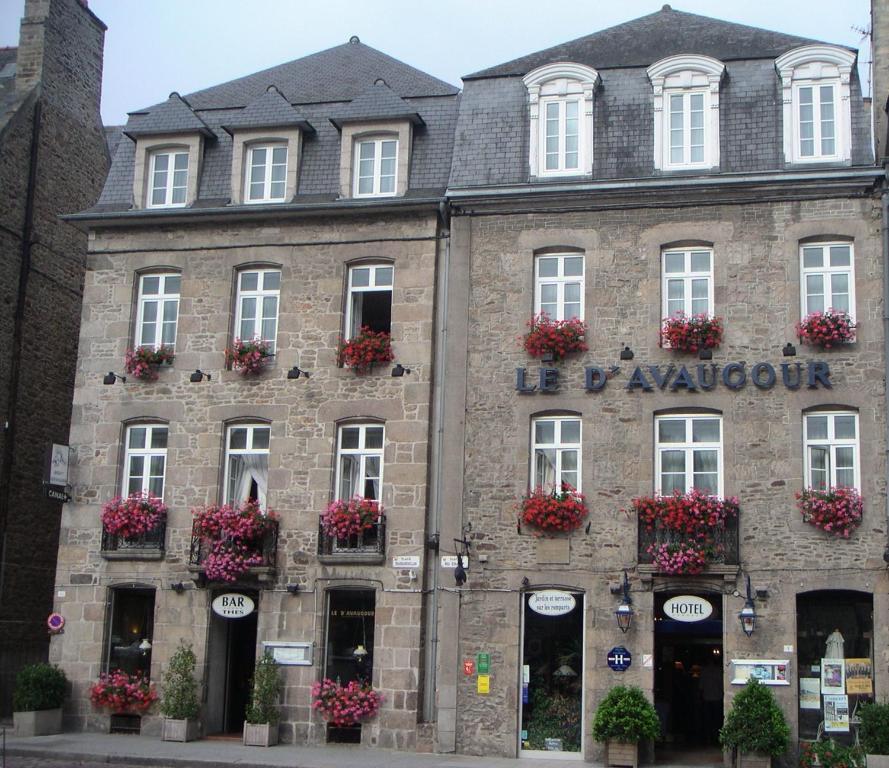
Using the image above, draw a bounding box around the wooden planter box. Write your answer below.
[243,721,278,747]
[866,756,889,768]
[607,740,639,768]
[13,708,62,736]
[736,751,771,768]
[162,717,199,742]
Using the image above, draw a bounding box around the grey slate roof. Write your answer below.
[104,125,124,159]
[123,92,215,139]
[330,81,424,128]
[467,6,832,79]
[221,86,314,134]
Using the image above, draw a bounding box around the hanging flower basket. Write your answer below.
[337,327,394,373]
[192,500,277,582]
[796,310,857,349]
[90,670,157,713]
[124,345,174,381]
[101,492,167,540]
[660,313,723,353]
[522,314,588,362]
[321,497,381,539]
[518,484,588,534]
[796,486,862,538]
[311,678,383,726]
[225,337,272,374]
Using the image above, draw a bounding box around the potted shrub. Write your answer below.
[517,484,588,534]
[159,643,200,742]
[797,309,857,349]
[660,312,723,353]
[796,486,863,538]
[592,685,660,768]
[12,663,67,736]
[243,651,283,747]
[337,326,394,373]
[124,345,174,380]
[719,678,789,768]
[522,314,588,362]
[859,699,889,768]
[225,337,272,374]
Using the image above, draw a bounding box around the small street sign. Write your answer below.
[477,652,490,673]
[607,646,632,672]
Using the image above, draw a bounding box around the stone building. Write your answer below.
[436,6,888,761]
[0,0,107,715]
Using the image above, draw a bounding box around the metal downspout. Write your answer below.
[882,186,889,565]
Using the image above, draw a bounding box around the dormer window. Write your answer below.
[775,45,856,164]
[523,63,599,178]
[354,137,398,197]
[246,144,288,203]
[148,150,188,208]
[647,55,725,172]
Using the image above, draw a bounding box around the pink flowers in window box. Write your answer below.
[647,542,708,576]
[796,310,857,349]
[796,486,862,538]
[311,678,383,726]
[660,313,723,353]
[101,492,167,540]
[225,337,272,374]
[192,500,276,582]
[89,670,157,713]
[124,345,174,380]
[518,484,588,534]
[321,496,381,539]
[337,327,394,373]
[522,314,588,362]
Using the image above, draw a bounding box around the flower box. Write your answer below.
[338,327,394,373]
[13,708,63,737]
[89,670,157,714]
[162,717,199,742]
[101,492,167,542]
[797,486,862,538]
[124,345,174,381]
[225,337,272,374]
[522,314,588,362]
[321,497,381,539]
[518,484,588,534]
[606,740,639,768]
[311,678,382,727]
[243,721,278,747]
[660,313,723,353]
[797,310,857,349]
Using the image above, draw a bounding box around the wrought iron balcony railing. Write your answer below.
[318,514,386,563]
[100,522,166,560]
[637,513,739,570]
[188,518,279,582]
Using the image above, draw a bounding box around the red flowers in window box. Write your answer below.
[321,496,381,539]
[311,678,383,726]
[660,313,723,353]
[192,500,276,582]
[796,486,862,538]
[522,314,588,362]
[796,310,857,349]
[90,670,157,713]
[124,345,174,380]
[518,484,588,534]
[225,337,272,374]
[337,327,394,373]
[101,492,167,540]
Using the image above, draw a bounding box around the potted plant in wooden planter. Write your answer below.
[243,651,283,747]
[13,663,67,736]
[592,685,660,768]
[719,679,789,768]
[159,643,200,742]
[859,699,889,768]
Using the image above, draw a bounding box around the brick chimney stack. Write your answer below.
[872,0,889,163]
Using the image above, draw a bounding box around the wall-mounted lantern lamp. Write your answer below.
[103,372,126,385]
[391,363,411,377]
[738,573,757,637]
[286,583,301,595]
[614,570,634,633]
[454,525,471,586]
[138,638,152,654]
[170,581,186,594]
[287,366,310,379]
[619,345,634,361]
[189,369,211,383]
[783,342,797,357]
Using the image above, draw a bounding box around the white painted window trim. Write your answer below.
[223,423,270,508]
[335,423,385,501]
[135,273,180,351]
[123,424,168,498]
[647,54,724,171]
[799,241,856,321]
[803,411,860,490]
[530,415,582,493]
[654,414,723,496]
[534,253,585,321]
[523,62,599,178]
[345,263,394,339]
[352,137,399,197]
[244,143,288,203]
[234,268,281,353]
[146,149,189,208]
[661,247,714,318]
[775,44,855,164]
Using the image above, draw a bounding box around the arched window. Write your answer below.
[655,412,722,495]
[803,409,859,490]
[530,414,581,492]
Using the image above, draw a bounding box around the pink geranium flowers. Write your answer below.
[522,314,588,361]
[124,345,174,380]
[321,497,381,539]
[192,500,276,582]
[101,492,167,540]
[797,486,862,538]
[90,670,157,713]
[226,337,272,374]
[797,310,857,349]
[311,678,382,726]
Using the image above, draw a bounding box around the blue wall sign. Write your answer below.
[607,646,632,672]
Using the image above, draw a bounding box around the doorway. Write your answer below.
[654,591,723,765]
[205,589,258,734]
[519,589,584,759]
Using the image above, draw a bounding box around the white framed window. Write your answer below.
[245,144,288,203]
[795,83,837,160]
[804,411,859,490]
[345,263,393,338]
[235,268,281,354]
[662,248,714,318]
[124,424,168,497]
[541,97,581,173]
[665,90,708,168]
[224,424,270,508]
[531,416,581,492]
[800,242,854,319]
[136,273,180,350]
[336,423,384,501]
[148,150,188,208]
[655,414,722,495]
[535,253,584,320]
[353,138,398,197]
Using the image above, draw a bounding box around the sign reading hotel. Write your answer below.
[663,595,713,622]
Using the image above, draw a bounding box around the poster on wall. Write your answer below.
[823,694,850,732]
[821,659,845,695]
[730,659,789,686]
[799,678,821,709]
[845,658,873,695]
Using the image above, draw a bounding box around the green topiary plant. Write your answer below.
[592,685,660,743]
[859,699,889,755]
[160,643,199,720]
[719,679,789,758]
[13,663,67,711]
[244,651,283,725]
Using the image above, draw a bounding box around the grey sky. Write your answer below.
[0,0,872,126]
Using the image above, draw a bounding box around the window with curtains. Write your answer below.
[655,414,722,495]
[804,411,859,490]
[123,424,168,497]
[531,415,581,492]
[224,424,270,508]
[335,423,384,501]
[234,268,281,354]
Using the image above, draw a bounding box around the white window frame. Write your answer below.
[223,423,270,509]
[147,149,189,208]
[661,248,714,318]
[775,45,855,165]
[803,411,860,491]
[523,63,599,178]
[345,263,394,339]
[663,88,710,169]
[353,137,398,197]
[234,268,281,354]
[245,143,288,203]
[534,253,585,321]
[135,273,180,351]
[539,96,582,174]
[335,423,385,501]
[655,414,723,496]
[123,424,168,498]
[793,82,839,161]
[799,241,855,320]
[531,415,582,493]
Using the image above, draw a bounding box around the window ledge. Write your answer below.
[101,549,165,561]
[318,553,386,565]
[638,563,739,581]
[187,564,276,584]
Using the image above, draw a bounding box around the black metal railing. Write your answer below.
[318,515,386,558]
[637,513,739,569]
[101,521,166,554]
[188,519,279,571]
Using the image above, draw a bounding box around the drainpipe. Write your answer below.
[882,186,889,565]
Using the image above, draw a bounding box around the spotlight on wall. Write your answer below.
[287,366,311,379]
[103,372,126,385]
[286,583,301,595]
[391,363,411,377]
[783,342,797,357]
[698,348,713,360]
[189,369,211,383]
[738,573,757,637]
[619,345,634,361]
[614,570,634,633]
[170,582,186,594]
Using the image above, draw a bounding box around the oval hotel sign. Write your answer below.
[529,590,576,616]
[212,593,255,619]
[663,595,713,622]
